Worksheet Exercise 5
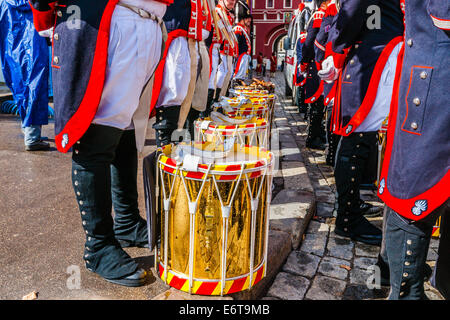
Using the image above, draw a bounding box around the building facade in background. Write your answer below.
[250,0,312,67]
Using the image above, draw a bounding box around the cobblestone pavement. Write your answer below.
[261,72,443,300]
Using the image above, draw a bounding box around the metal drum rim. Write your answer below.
[158,260,266,284]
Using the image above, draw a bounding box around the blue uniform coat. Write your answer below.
[301,9,325,104]
[378,0,450,221]
[29,0,172,153]
[314,4,338,107]
[326,0,403,136]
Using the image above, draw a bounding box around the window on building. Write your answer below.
[267,0,274,8]
[284,0,292,8]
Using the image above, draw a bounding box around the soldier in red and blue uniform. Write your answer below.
[314,0,340,166]
[300,0,328,150]
[319,0,404,246]
[232,6,252,81]
[30,0,173,287]
[202,0,218,118]
[377,0,450,300]
[293,31,307,115]
[203,0,230,111]
[215,0,238,99]
[293,3,307,115]
[151,0,208,146]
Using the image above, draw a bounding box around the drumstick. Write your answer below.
[207,0,226,44]
[216,5,236,50]
[204,0,220,40]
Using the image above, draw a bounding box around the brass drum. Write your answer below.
[194,112,269,149]
[156,142,273,295]
[230,91,276,129]
[216,97,271,120]
[231,88,269,95]
[432,216,441,238]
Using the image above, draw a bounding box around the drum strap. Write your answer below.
[117,2,169,152]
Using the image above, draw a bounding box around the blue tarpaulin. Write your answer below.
[0,0,49,127]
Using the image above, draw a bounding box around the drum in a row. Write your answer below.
[151,87,276,296]
[155,142,274,295]
[194,112,269,149]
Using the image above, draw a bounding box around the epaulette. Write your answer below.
[312,10,326,28]
[325,1,338,18]
[300,32,307,43]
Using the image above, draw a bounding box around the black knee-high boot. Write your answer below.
[152,105,181,147]
[334,132,382,246]
[111,130,148,248]
[325,105,341,166]
[305,98,326,150]
[298,87,307,114]
[384,208,441,299]
[214,88,222,102]
[183,108,201,142]
[72,125,144,284]
[200,89,216,118]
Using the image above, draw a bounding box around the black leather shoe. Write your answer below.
[360,201,383,217]
[335,227,382,246]
[306,137,326,150]
[298,104,307,114]
[104,268,148,287]
[423,263,433,282]
[335,216,382,246]
[25,140,50,151]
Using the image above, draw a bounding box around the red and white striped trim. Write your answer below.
[430,14,450,30]
[314,39,326,52]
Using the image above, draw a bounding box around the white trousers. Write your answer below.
[234,54,251,80]
[216,53,232,89]
[93,5,162,129]
[208,44,220,90]
[356,42,403,133]
[155,37,191,108]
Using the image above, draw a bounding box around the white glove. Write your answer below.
[318,56,339,83]
[38,27,54,39]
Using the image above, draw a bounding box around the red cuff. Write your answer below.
[29,1,57,32]
[300,63,308,72]
[155,0,174,4]
[313,18,323,29]
[324,42,350,69]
